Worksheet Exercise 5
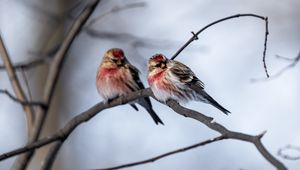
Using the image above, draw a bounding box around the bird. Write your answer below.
[147,54,230,115]
[96,48,164,125]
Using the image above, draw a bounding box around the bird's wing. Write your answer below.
[169,61,230,115]
[128,65,153,107]
[125,60,164,123]
[124,60,154,108]
[125,61,145,89]
[169,60,205,89]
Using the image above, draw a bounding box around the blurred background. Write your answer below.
[0,0,299,169]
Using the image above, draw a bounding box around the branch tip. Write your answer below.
[258,130,267,139]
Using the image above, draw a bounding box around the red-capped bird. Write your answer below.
[147,54,230,115]
[96,48,164,125]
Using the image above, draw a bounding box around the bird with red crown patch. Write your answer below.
[148,54,230,115]
[96,48,164,125]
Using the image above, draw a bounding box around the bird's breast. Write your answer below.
[98,67,119,77]
[96,67,133,99]
[148,70,165,85]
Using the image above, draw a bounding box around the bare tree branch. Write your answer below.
[170,13,270,77]
[0,88,152,161]
[165,100,285,169]
[278,145,300,160]
[11,0,101,169]
[0,36,35,136]
[0,88,287,170]
[98,135,226,170]
[0,89,46,108]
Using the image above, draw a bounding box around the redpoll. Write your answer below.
[96,48,164,125]
[147,54,230,115]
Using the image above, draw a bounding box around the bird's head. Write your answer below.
[102,48,126,68]
[148,54,168,74]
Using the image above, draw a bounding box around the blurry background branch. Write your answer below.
[9,1,101,170]
[0,57,51,71]
[85,2,146,28]
[0,88,287,170]
[18,0,86,23]
[85,29,176,50]
[251,51,300,82]
[0,1,150,73]
[0,36,35,136]
[0,89,46,108]
[278,145,300,160]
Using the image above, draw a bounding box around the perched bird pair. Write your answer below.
[96,48,230,125]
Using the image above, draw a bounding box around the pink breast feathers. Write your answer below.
[97,67,133,97]
[148,70,165,85]
[96,67,119,90]
[98,67,118,77]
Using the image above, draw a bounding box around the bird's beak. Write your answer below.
[116,59,123,66]
[160,63,166,68]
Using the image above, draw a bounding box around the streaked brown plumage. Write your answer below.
[148,54,230,115]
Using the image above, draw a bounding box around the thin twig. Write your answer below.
[0,89,46,108]
[263,17,269,77]
[170,13,269,77]
[98,135,226,170]
[0,88,287,170]
[0,57,50,71]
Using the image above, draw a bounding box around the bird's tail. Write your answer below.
[199,91,230,115]
[138,98,164,125]
[145,107,164,125]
